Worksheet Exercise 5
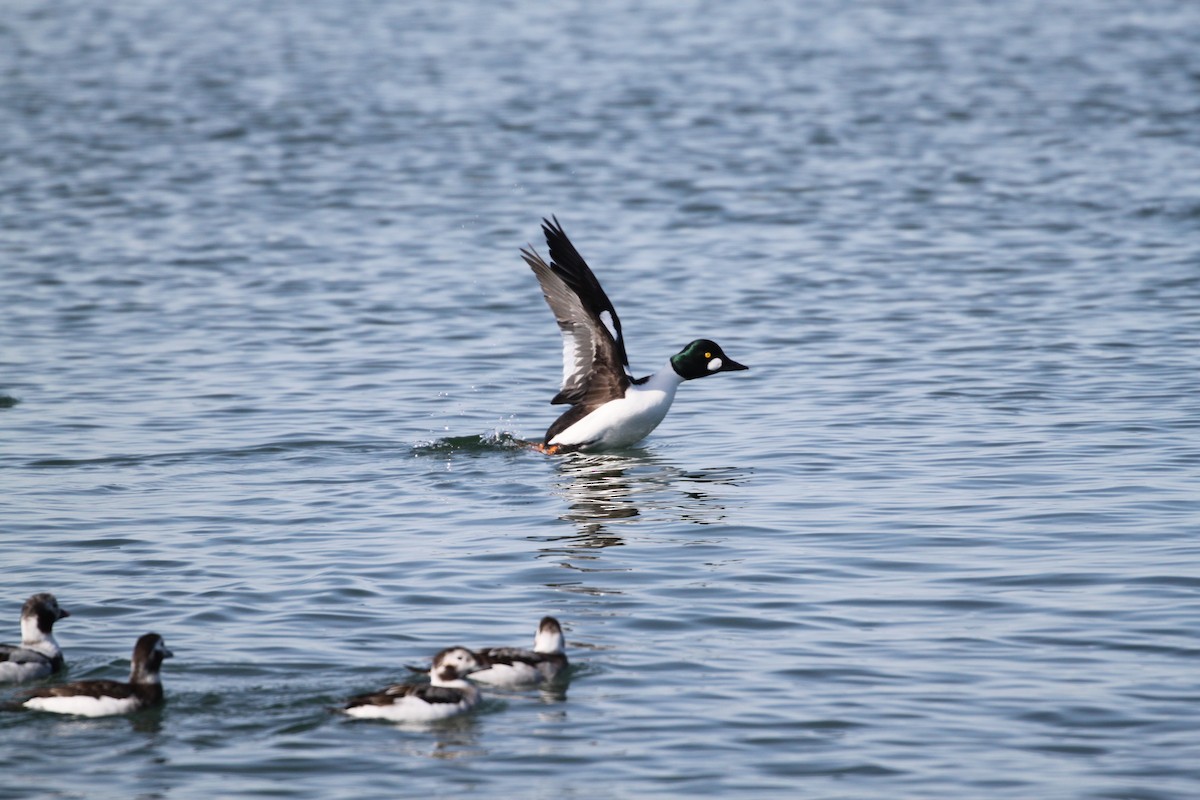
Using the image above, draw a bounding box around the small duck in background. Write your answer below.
[343,647,482,723]
[522,217,748,453]
[21,633,173,717]
[0,593,71,683]
[470,616,569,688]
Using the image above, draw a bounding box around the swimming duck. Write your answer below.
[521,217,748,453]
[0,593,70,683]
[21,633,173,717]
[343,646,482,723]
[469,616,569,687]
[406,617,569,688]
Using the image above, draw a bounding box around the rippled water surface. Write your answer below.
[3,1,1200,798]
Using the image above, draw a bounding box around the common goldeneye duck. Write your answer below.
[343,647,482,723]
[0,593,70,683]
[470,616,569,687]
[21,633,173,717]
[521,217,748,453]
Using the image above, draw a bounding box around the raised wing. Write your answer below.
[521,217,631,407]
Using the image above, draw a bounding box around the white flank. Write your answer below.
[0,656,55,683]
[344,690,477,723]
[23,694,142,718]
[470,661,541,688]
[549,363,684,449]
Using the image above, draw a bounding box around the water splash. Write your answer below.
[410,432,534,456]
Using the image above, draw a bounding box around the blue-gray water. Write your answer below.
[3,1,1199,797]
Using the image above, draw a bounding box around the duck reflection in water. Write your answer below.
[538,451,747,551]
[393,717,484,761]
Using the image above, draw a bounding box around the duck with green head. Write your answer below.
[521,218,747,453]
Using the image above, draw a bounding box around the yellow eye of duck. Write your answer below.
[704,352,712,358]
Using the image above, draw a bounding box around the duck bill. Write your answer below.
[720,358,748,372]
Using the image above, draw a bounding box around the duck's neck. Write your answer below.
[131,666,162,685]
[639,362,686,392]
[20,617,58,654]
[534,632,565,654]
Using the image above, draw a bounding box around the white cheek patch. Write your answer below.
[707,357,723,371]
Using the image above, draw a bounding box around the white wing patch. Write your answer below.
[561,336,581,389]
[599,310,618,344]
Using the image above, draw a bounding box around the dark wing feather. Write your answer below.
[477,646,540,667]
[25,679,134,700]
[0,646,53,666]
[541,402,596,446]
[478,647,567,670]
[522,217,631,407]
[410,684,470,704]
[542,217,630,370]
[477,647,544,666]
[345,683,413,707]
[347,682,466,708]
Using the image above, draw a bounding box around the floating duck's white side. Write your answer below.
[23,691,145,718]
[548,364,683,449]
